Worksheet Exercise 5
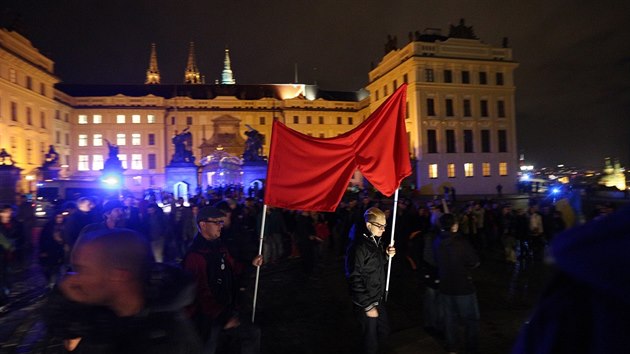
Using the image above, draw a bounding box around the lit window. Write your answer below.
[78,115,88,124]
[147,114,156,124]
[132,114,141,124]
[447,163,456,178]
[93,115,102,124]
[117,133,126,145]
[132,133,141,145]
[117,115,126,124]
[78,155,89,171]
[429,164,438,179]
[131,154,143,170]
[499,162,508,176]
[482,162,491,176]
[78,134,88,147]
[464,163,474,177]
[118,154,128,169]
[92,154,104,170]
[93,134,103,146]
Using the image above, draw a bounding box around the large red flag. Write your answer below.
[264,84,411,212]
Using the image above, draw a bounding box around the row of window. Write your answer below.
[77,133,156,147]
[425,69,504,86]
[7,68,48,96]
[4,100,48,128]
[426,98,506,118]
[428,162,508,179]
[77,153,156,171]
[291,116,354,125]
[374,75,408,101]
[78,114,157,125]
[426,129,508,154]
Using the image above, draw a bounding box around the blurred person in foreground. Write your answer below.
[183,206,263,354]
[345,207,396,354]
[512,204,630,354]
[44,228,201,353]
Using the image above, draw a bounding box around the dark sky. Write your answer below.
[4,0,630,169]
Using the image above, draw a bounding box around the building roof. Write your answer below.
[55,83,362,102]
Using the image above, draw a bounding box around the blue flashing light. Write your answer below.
[551,187,561,195]
[520,174,531,181]
[101,175,121,188]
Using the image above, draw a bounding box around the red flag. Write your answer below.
[264,84,411,212]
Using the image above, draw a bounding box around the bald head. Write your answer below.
[73,228,153,282]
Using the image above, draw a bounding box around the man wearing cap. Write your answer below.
[79,200,125,238]
[183,206,263,354]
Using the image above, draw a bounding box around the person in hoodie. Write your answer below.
[512,204,630,354]
[183,206,263,354]
[345,207,396,354]
[44,228,201,354]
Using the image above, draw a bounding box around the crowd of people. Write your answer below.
[0,185,624,353]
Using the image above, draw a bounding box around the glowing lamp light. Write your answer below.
[551,187,561,195]
[102,175,121,188]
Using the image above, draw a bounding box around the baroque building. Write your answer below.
[368,20,518,194]
[0,28,72,193]
[1,19,518,196]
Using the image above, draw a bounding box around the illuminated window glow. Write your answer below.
[147,114,156,124]
[93,134,103,146]
[78,134,88,147]
[118,154,128,169]
[131,154,143,170]
[464,163,474,177]
[482,162,491,176]
[499,162,508,176]
[447,163,456,178]
[117,115,126,124]
[78,115,88,124]
[78,155,89,171]
[93,115,102,124]
[132,114,141,124]
[117,133,126,145]
[92,154,104,170]
[429,164,438,179]
[132,133,141,146]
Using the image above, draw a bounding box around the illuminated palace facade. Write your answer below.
[1,20,518,196]
[369,23,519,194]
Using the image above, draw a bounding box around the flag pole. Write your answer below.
[251,204,268,323]
[385,188,400,302]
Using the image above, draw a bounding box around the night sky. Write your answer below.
[4,0,630,169]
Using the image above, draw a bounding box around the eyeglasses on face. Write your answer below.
[369,221,387,230]
[202,219,224,226]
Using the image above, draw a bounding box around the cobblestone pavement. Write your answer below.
[0,240,549,354]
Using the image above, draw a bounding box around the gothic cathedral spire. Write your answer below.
[184,42,202,84]
[221,47,236,85]
[145,43,160,84]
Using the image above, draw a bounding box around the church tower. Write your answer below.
[145,43,160,84]
[184,42,202,84]
[221,47,236,84]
